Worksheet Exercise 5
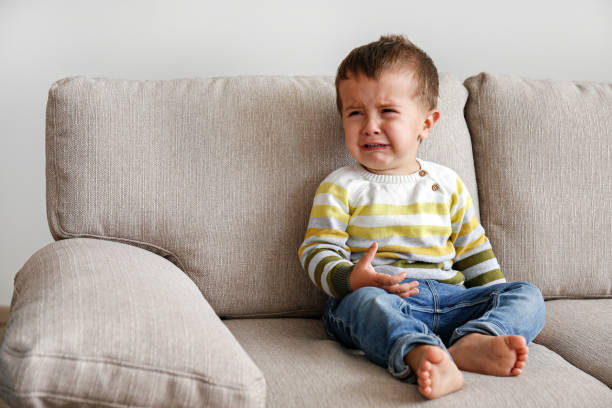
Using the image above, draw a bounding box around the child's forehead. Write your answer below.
[339,69,419,103]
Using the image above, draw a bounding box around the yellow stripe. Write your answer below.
[454,233,487,257]
[310,205,350,224]
[315,182,349,208]
[450,196,473,224]
[458,215,479,237]
[353,202,449,217]
[451,215,479,242]
[374,252,403,259]
[450,177,473,223]
[351,242,455,258]
[456,177,464,196]
[347,224,451,239]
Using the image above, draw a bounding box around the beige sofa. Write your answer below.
[0,73,610,407]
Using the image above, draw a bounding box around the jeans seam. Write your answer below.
[480,291,500,321]
[427,280,440,332]
[440,298,490,313]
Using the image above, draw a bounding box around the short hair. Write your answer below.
[335,34,439,113]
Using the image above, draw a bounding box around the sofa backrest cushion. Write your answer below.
[46,74,477,317]
[465,73,612,298]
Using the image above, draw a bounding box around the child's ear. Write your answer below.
[419,109,440,142]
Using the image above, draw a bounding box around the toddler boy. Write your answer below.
[298,35,545,399]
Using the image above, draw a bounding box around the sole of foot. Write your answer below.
[449,333,529,376]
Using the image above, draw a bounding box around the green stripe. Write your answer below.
[436,271,465,285]
[304,248,329,274]
[328,263,354,298]
[304,248,346,273]
[314,255,344,290]
[453,249,496,271]
[389,260,446,269]
[465,269,504,288]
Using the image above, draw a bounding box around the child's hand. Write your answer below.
[349,242,419,298]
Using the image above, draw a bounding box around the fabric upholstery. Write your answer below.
[535,299,612,387]
[225,317,612,407]
[45,74,477,317]
[464,73,612,298]
[0,238,265,408]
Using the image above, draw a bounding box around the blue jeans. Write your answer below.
[323,279,545,383]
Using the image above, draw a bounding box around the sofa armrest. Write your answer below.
[0,238,265,407]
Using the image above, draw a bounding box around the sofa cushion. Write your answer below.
[535,299,612,387]
[45,74,476,317]
[0,239,265,408]
[465,73,612,298]
[225,317,612,407]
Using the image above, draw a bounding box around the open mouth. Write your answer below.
[363,144,389,150]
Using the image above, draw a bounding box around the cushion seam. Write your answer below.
[0,385,141,408]
[2,345,264,392]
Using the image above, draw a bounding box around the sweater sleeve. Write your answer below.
[298,180,355,298]
[449,176,506,287]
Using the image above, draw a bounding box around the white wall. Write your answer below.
[1,0,610,306]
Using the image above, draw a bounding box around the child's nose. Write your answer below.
[363,117,381,136]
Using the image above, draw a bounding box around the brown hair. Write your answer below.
[335,34,439,113]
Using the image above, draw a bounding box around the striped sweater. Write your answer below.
[298,159,505,299]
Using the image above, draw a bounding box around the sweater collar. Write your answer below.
[353,158,426,184]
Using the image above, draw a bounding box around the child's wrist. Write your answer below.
[331,264,355,298]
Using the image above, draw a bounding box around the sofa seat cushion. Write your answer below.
[0,239,265,408]
[535,299,612,387]
[225,317,611,407]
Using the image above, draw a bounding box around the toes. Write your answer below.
[419,385,433,398]
[510,367,522,376]
[418,369,430,379]
[418,376,432,387]
[507,335,527,350]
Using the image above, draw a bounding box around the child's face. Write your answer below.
[338,69,440,175]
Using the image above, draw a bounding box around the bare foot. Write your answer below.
[449,333,529,376]
[404,345,463,399]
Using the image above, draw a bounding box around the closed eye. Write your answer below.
[382,108,397,114]
[347,111,361,117]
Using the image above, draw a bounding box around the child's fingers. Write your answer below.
[373,271,406,287]
[356,242,378,267]
[381,280,419,297]
[398,288,420,298]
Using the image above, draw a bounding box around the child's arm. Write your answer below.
[450,176,506,287]
[299,180,418,299]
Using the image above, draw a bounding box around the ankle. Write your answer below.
[403,344,438,371]
[450,333,485,351]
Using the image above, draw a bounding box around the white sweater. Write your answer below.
[298,158,505,298]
